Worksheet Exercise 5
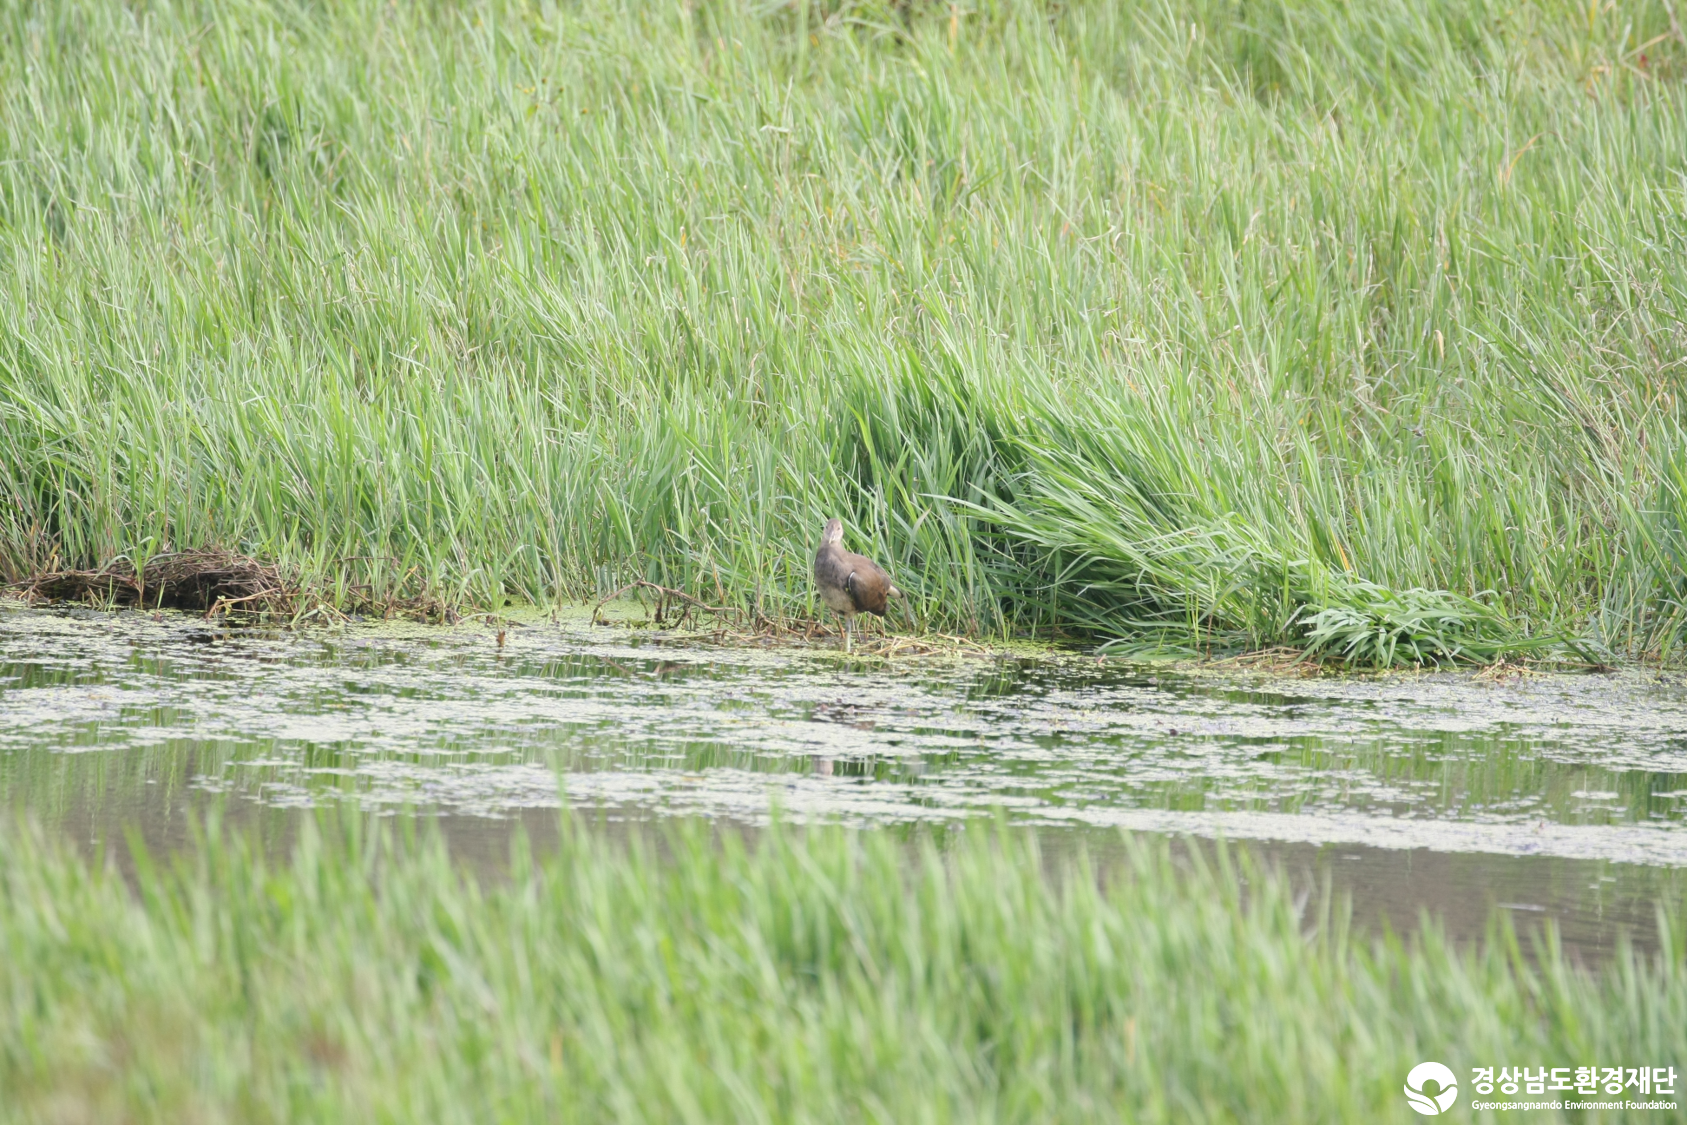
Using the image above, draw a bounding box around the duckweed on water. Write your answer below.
[8,604,1687,864]
[1,813,1683,1123]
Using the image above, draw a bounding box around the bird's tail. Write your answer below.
[887,585,902,597]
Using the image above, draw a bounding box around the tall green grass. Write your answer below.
[1,0,1685,660]
[1,813,1682,1121]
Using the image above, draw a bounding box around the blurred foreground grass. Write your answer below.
[0,814,1683,1121]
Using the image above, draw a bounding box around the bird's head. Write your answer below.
[821,518,844,545]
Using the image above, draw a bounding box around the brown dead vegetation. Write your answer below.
[14,550,293,617]
[592,580,745,630]
[589,581,994,656]
[10,550,458,624]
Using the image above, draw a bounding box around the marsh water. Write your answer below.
[4,602,1685,962]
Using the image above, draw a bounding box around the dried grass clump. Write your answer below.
[16,550,295,618]
[12,550,466,624]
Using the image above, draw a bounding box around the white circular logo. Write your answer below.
[1404,1062,1459,1115]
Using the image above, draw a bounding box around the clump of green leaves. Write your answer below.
[1295,583,1514,667]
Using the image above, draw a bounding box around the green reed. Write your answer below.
[1,0,1684,661]
[0,812,1681,1122]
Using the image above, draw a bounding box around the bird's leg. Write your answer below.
[843,617,852,654]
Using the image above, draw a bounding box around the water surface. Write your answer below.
[4,603,1684,960]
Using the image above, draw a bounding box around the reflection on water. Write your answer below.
[3,603,1684,960]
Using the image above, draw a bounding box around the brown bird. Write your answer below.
[813,518,901,653]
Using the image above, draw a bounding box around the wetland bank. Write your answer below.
[4,0,1687,1117]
